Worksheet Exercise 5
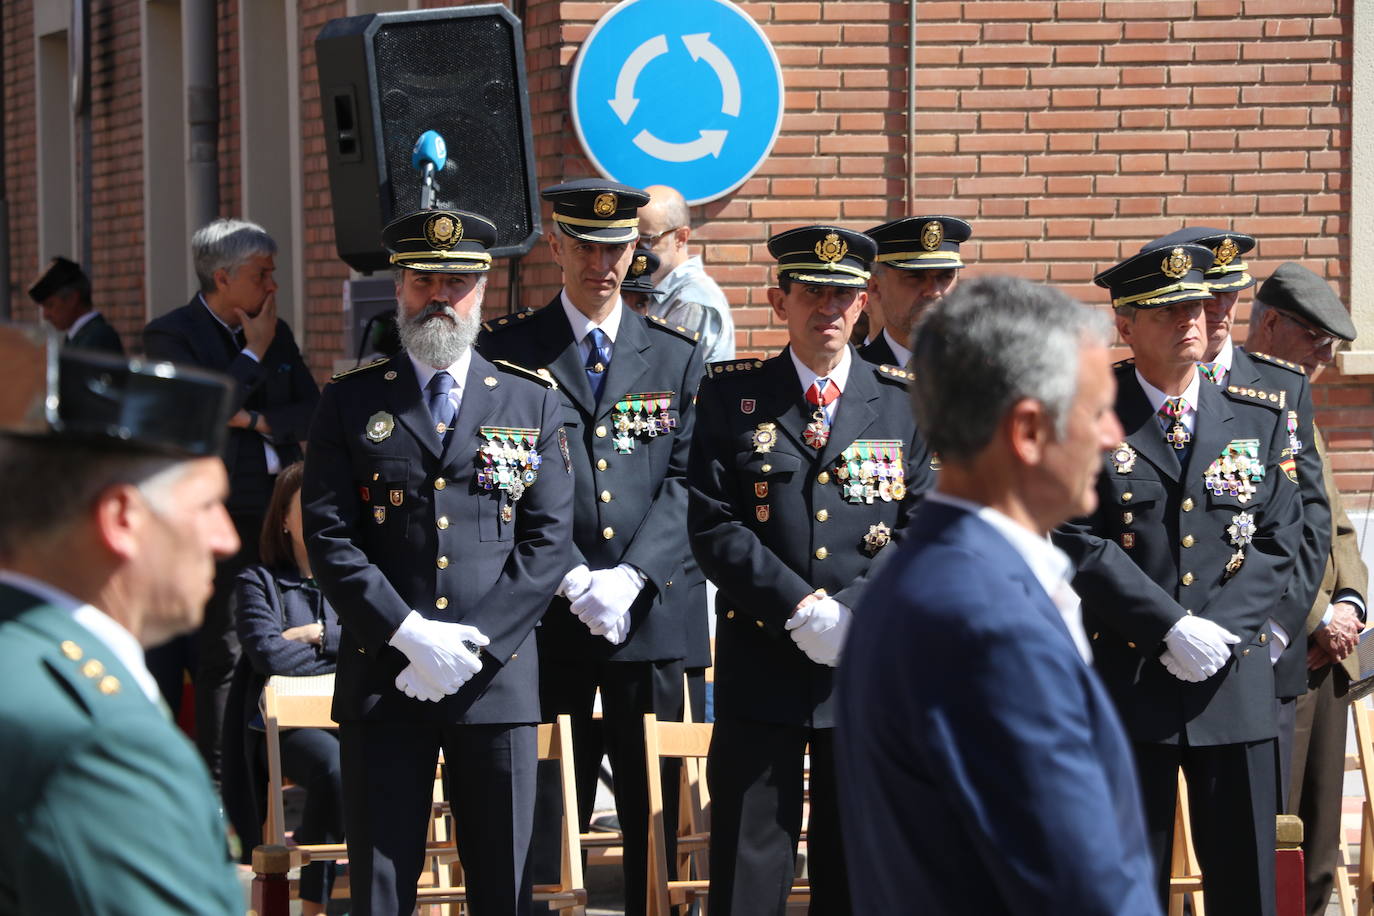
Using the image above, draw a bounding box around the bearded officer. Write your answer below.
[1058,243,1303,916]
[303,206,574,916]
[858,215,971,367]
[476,179,704,916]
[687,224,936,915]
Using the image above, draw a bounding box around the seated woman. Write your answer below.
[223,461,343,915]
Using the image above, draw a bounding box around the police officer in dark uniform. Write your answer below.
[687,225,936,915]
[858,215,971,367]
[29,256,124,353]
[302,206,574,916]
[621,247,661,315]
[1143,228,1330,799]
[476,180,704,916]
[1058,243,1304,916]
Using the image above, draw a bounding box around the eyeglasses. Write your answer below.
[1277,309,1339,350]
[638,226,685,248]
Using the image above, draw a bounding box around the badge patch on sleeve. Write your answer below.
[558,427,572,475]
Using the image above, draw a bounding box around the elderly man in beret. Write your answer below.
[1248,262,1367,916]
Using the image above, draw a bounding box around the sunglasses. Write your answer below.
[1277,310,1339,350]
[638,226,685,248]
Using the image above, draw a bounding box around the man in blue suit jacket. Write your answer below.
[838,275,1161,915]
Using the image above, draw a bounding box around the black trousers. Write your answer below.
[339,720,537,916]
[706,718,850,916]
[271,727,343,904]
[1135,739,1277,916]
[531,656,684,916]
[1288,663,1351,916]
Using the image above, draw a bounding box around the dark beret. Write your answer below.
[1257,263,1357,342]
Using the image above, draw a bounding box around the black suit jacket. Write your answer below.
[687,347,935,728]
[143,297,320,510]
[302,352,574,724]
[1057,362,1303,746]
[67,312,124,354]
[477,297,705,663]
[1229,346,1331,698]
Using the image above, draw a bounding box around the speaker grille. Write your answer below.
[372,15,535,251]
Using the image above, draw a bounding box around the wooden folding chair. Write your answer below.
[1168,768,1206,916]
[417,714,588,914]
[260,674,453,907]
[1333,726,1363,916]
[1350,698,1374,915]
[644,713,811,916]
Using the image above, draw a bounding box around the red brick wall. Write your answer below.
[3,0,37,316]
[88,0,146,337]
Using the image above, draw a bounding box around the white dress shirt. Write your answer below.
[409,349,472,422]
[789,346,852,424]
[881,328,912,367]
[561,289,625,366]
[0,570,163,704]
[925,492,1093,663]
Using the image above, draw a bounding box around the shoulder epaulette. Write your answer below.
[331,357,390,381]
[1225,383,1285,409]
[1246,351,1307,376]
[875,363,914,383]
[492,359,558,389]
[481,309,535,333]
[707,358,765,378]
[51,636,124,699]
[1113,357,1136,370]
[645,313,701,344]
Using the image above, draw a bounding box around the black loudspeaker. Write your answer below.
[316,5,541,273]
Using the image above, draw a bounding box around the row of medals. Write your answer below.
[477,428,542,523]
[611,393,677,454]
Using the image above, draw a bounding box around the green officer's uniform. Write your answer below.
[0,582,241,915]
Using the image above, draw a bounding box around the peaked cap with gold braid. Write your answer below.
[382,208,498,273]
[767,225,877,288]
[1095,243,1215,310]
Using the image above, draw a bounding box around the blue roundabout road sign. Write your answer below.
[570,0,785,206]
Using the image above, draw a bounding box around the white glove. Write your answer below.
[784,598,853,667]
[1162,615,1240,682]
[396,664,447,703]
[568,564,644,645]
[558,564,592,600]
[388,610,489,695]
[1160,648,1206,683]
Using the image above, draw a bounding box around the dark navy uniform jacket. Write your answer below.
[856,333,898,368]
[1057,362,1303,746]
[1229,346,1331,699]
[477,297,705,663]
[302,351,573,725]
[687,347,935,728]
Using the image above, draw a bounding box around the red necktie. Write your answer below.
[806,378,839,407]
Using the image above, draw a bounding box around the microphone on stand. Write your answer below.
[411,130,448,210]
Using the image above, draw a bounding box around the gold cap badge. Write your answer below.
[424,213,463,250]
[632,255,648,276]
[1160,246,1193,280]
[593,193,618,217]
[1214,237,1239,267]
[815,232,848,265]
[921,220,944,251]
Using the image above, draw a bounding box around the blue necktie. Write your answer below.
[426,371,455,439]
[585,328,611,402]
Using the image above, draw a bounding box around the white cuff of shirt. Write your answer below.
[241,347,260,363]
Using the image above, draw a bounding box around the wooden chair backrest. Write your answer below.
[261,674,338,846]
[644,714,714,916]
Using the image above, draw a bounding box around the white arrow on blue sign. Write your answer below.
[570,0,785,206]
